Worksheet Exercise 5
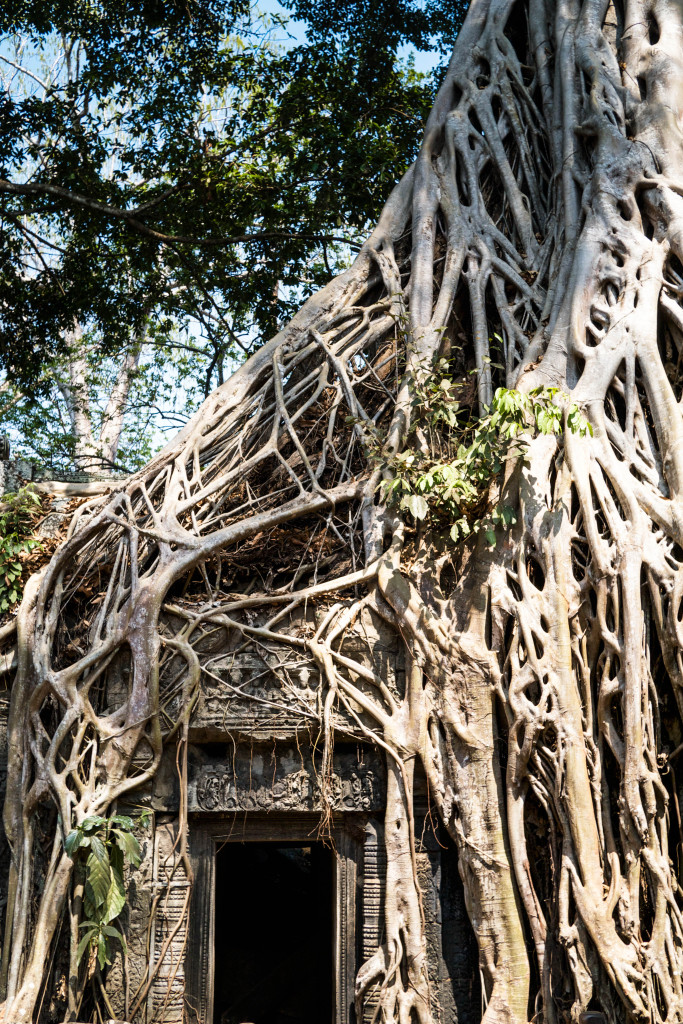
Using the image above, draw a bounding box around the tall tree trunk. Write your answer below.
[60,325,142,473]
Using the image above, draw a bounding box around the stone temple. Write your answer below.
[0,461,480,1024]
[106,607,479,1024]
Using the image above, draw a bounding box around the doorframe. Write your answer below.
[185,813,364,1024]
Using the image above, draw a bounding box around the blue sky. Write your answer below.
[258,0,442,74]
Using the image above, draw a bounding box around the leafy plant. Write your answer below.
[0,485,42,612]
[64,813,149,971]
[372,357,592,544]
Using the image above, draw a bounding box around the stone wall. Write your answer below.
[0,457,125,494]
[0,458,38,493]
[0,459,483,1024]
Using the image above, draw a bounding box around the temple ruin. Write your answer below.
[0,461,480,1024]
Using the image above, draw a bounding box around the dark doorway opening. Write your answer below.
[214,842,334,1024]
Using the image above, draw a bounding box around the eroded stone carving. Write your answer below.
[189,747,383,812]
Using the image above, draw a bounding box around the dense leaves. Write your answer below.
[373,357,592,544]
[0,0,448,394]
[0,485,42,611]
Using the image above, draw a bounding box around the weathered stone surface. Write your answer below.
[187,604,404,741]
[190,648,321,738]
[188,743,385,813]
[0,458,34,493]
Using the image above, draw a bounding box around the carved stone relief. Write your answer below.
[191,651,322,736]
[188,745,384,813]
[187,605,405,739]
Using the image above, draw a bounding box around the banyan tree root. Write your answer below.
[4,0,683,1020]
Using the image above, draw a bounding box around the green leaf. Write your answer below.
[83,885,97,923]
[109,815,135,831]
[64,830,83,857]
[107,924,127,954]
[104,864,126,924]
[89,834,108,862]
[86,844,112,909]
[77,930,94,964]
[110,843,124,879]
[485,528,497,546]
[400,493,429,521]
[499,505,517,526]
[113,829,141,868]
[81,815,107,832]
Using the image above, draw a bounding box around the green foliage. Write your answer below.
[0,2,441,393]
[0,486,41,612]
[0,2,453,470]
[374,357,592,545]
[65,812,148,971]
[287,0,467,65]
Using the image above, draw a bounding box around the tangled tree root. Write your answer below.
[4,0,683,1021]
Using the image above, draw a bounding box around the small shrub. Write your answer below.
[65,812,150,970]
[365,356,592,544]
[0,485,42,611]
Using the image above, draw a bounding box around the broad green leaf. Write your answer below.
[499,505,517,526]
[89,835,108,863]
[86,845,112,909]
[77,931,94,965]
[64,830,83,857]
[400,494,429,521]
[109,815,135,831]
[104,924,127,954]
[104,865,126,923]
[81,815,107,832]
[113,829,141,867]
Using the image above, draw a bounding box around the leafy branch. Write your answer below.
[0,485,42,612]
[65,813,149,971]
[371,357,592,544]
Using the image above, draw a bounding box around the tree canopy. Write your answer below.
[0,0,464,398]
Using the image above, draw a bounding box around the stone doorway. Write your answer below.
[213,841,334,1024]
[183,814,361,1024]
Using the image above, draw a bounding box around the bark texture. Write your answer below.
[3,0,683,1020]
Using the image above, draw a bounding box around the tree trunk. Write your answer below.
[60,324,143,474]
